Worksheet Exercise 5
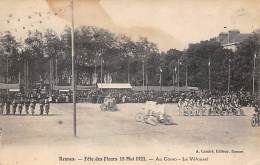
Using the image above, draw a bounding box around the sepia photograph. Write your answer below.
[0,0,260,164]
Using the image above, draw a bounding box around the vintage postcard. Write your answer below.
[0,0,260,164]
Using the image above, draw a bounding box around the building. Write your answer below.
[216,30,249,52]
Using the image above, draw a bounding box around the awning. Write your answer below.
[9,89,20,92]
[97,83,132,89]
[53,85,95,91]
[59,90,70,92]
[0,83,20,90]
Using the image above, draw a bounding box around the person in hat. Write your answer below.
[44,98,50,115]
[30,98,36,115]
[5,98,11,115]
[39,99,45,115]
[12,99,17,115]
[17,99,23,115]
[0,98,4,115]
[24,98,30,115]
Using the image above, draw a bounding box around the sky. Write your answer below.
[0,0,260,51]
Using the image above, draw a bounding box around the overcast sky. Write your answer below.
[0,0,260,51]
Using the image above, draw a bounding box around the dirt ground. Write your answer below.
[0,103,260,165]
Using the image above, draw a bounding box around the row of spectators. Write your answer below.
[75,89,254,106]
[0,89,255,107]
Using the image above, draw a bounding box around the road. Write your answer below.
[0,103,259,165]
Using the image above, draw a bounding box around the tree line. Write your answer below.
[0,26,259,93]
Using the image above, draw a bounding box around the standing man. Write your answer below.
[0,98,4,115]
[12,98,17,115]
[44,98,50,115]
[18,98,23,115]
[24,98,30,115]
[39,99,45,115]
[30,98,36,115]
[5,98,10,115]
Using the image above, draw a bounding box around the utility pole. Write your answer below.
[71,0,77,137]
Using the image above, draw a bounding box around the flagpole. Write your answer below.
[71,0,77,137]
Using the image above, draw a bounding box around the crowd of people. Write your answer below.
[177,92,248,116]
[0,88,255,117]
[75,89,254,105]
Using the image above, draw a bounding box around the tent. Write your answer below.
[97,83,132,89]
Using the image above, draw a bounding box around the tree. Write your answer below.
[232,33,260,92]
[163,49,182,86]
[24,30,45,88]
[186,40,221,90]
[0,31,19,83]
